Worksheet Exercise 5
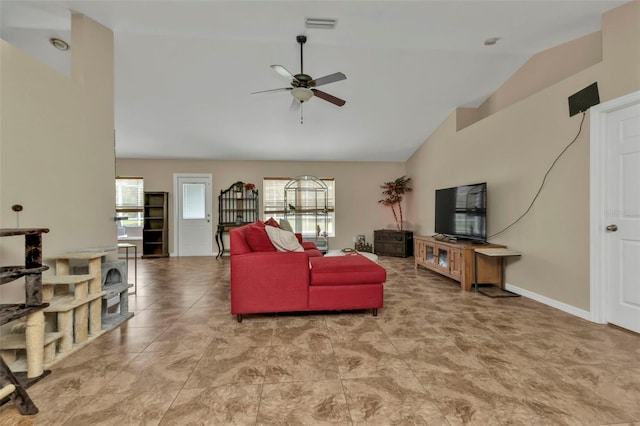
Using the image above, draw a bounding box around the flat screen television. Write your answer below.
[435,182,487,242]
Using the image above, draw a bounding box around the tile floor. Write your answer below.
[1,256,639,425]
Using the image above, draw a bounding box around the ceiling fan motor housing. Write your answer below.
[293,74,313,87]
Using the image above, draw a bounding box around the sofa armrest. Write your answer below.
[293,234,317,250]
[230,251,310,315]
[302,241,318,250]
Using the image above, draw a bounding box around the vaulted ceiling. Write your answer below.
[0,1,627,162]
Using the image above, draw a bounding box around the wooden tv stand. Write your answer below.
[414,235,505,291]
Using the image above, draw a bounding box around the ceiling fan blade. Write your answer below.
[250,87,291,95]
[289,98,301,111]
[311,89,346,107]
[271,65,298,82]
[309,72,346,87]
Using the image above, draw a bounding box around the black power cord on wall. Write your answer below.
[488,111,587,240]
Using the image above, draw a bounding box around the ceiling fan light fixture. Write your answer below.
[305,18,336,29]
[291,87,313,103]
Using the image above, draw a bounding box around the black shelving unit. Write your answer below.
[142,192,169,258]
[215,182,259,258]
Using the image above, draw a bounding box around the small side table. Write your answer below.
[118,243,137,294]
[474,248,521,298]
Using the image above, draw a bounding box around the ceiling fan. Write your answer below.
[251,35,347,110]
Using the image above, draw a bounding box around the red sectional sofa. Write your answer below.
[230,221,386,322]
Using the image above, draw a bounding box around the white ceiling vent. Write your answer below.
[305,18,336,29]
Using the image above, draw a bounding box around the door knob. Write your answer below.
[606,224,618,232]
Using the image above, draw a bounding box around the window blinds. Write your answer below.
[115,177,144,212]
[263,177,335,216]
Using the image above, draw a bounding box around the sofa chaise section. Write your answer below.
[230,222,385,322]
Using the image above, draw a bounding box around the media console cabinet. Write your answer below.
[414,235,505,291]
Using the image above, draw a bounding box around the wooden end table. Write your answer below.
[473,248,522,298]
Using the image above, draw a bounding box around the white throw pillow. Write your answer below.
[279,218,294,232]
[265,225,304,252]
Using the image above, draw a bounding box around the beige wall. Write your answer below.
[116,159,406,253]
[474,31,603,123]
[601,0,640,100]
[0,15,115,302]
[406,1,640,311]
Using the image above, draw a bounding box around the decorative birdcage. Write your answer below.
[284,175,329,252]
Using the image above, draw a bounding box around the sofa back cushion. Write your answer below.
[245,222,277,252]
[279,218,294,232]
[230,224,252,255]
[265,217,280,228]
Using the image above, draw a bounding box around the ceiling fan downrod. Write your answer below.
[297,35,307,74]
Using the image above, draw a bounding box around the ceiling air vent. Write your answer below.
[305,18,336,29]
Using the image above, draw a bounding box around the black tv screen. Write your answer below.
[435,183,487,241]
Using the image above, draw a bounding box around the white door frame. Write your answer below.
[173,173,213,256]
[589,90,640,323]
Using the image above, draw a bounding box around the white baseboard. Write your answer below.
[504,283,592,322]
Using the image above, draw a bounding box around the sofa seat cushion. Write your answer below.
[309,255,386,286]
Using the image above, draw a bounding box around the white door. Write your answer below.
[175,174,213,256]
[604,102,640,333]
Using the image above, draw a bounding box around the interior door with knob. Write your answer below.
[175,174,213,256]
[604,100,640,333]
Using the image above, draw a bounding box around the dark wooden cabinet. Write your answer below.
[142,192,169,258]
[374,230,413,257]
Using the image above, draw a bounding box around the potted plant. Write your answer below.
[245,182,256,197]
[376,176,414,257]
[378,175,412,231]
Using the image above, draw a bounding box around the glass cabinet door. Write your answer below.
[426,246,434,263]
[438,249,449,268]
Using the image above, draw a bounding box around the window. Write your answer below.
[182,183,206,219]
[263,177,335,237]
[115,177,144,240]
